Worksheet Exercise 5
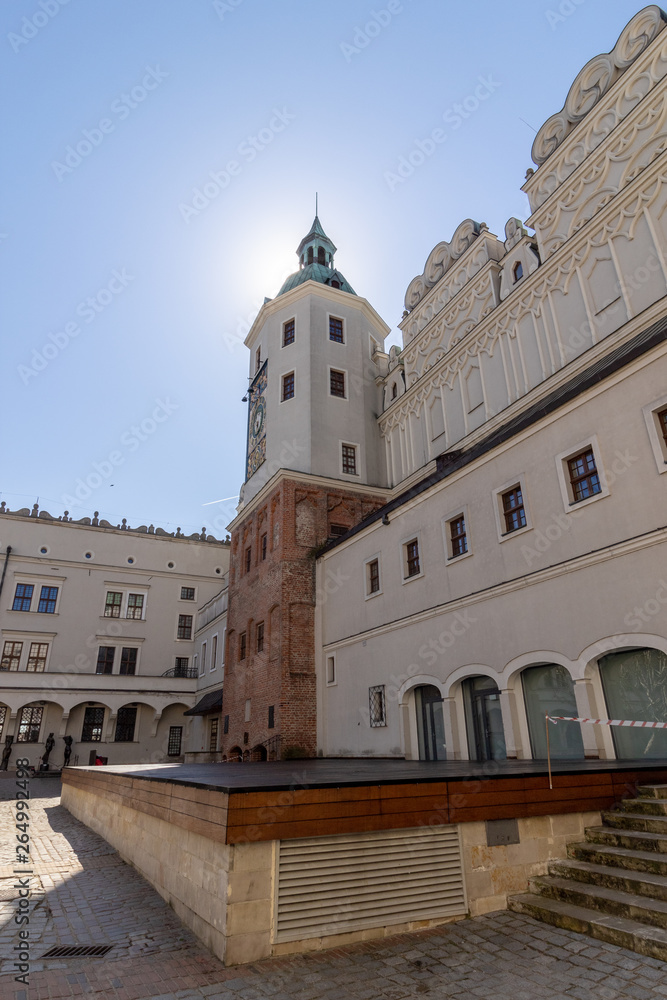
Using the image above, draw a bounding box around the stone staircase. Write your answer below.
[509,783,667,961]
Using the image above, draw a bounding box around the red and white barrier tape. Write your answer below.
[547,716,667,729]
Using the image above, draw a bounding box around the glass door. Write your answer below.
[463,676,507,761]
[414,685,447,760]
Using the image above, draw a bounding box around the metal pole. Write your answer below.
[546,712,553,790]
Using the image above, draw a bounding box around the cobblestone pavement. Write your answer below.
[1,775,666,1000]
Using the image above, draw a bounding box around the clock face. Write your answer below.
[249,398,265,448]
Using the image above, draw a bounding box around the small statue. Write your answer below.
[0,735,14,771]
[62,735,73,767]
[42,732,55,767]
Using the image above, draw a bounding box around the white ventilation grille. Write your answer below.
[275,824,466,942]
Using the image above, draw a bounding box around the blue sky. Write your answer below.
[1,0,645,538]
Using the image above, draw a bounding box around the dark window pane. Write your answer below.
[406,540,420,577]
[1,641,23,671]
[329,317,344,342]
[257,622,264,652]
[177,615,193,639]
[368,559,380,593]
[342,444,357,475]
[167,726,183,756]
[114,706,137,742]
[239,633,246,660]
[283,319,295,346]
[282,372,294,400]
[502,487,526,532]
[181,587,195,601]
[104,592,122,618]
[96,646,115,675]
[268,705,275,729]
[450,516,468,557]
[568,449,601,502]
[16,706,43,743]
[119,648,137,675]
[330,369,346,397]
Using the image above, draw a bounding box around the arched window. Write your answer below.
[599,648,667,758]
[513,261,523,282]
[462,676,506,761]
[414,685,446,760]
[317,246,325,264]
[307,247,313,265]
[522,664,583,759]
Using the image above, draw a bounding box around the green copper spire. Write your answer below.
[277,212,356,298]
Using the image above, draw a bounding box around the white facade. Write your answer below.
[0,505,228,769]
[314,6,667,764]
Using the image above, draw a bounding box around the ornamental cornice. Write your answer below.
[403,219,487,312]
[529,5,666,171]
[378,156,667,438]
[530,83,667,254]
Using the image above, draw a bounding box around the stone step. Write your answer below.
[508,892,667,962]
[528,875,667,930]
[602,810,667,835]
[569,840,667,877]
[585,825,667,853]
[619,798,667,816]
[637,785,667,800]
[549,858,667,903]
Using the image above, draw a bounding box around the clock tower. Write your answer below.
[222,215,390,759]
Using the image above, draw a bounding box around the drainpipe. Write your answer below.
[0,546,12,602]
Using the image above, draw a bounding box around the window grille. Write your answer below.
[369,685,387,727]
[167,726,183,756]
[174,657,189,677]
[209,718,219,752]
[81,707,104,742]
[16,706,43,743]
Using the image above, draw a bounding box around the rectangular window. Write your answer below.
[209,717,219,752]
[283,318,295,346]
[114,706,137,742]
[174,657,190,677]
[256,622,264,652]
[568,449,601,502]
[1,641,23,671]
[341,443,357,475]
[368,558,380,594]
[406,539,420,578]
[268,705,275,729]
[177,614,193,639]
[180,586,196,601]
[255,346,261,372]
[239,632,247,660]
[245,547,252,572]
[81,706,105,742]
[126,593,144,620]
[449,516,468,557]
[329,316,344,343]
[26,642,48,672]
[201,642,207,675]
[223,714,229,735]
[326,656,336,685]
[211,634,218,671]
[96,646,115,675]
[330,523,348,537]
[330,369,346,398]
[282,371,295,401]
[16,706,43,743]
[167,726,183,756]
[12,584,33,612]
[261,533,267,560]
[369,685,387,727]
[659,407,667,447]
[119,648,137,676]
[502,487,526,533]
[37,586,58,614]
[104,591,123,618]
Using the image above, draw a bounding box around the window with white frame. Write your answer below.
[281,371,295,401]
[492,478,532,540]
[329,316,344,343]
[330,368,346,398]
[365,557,381,597]
[283,318,295,346]
[402,537,422,580]
[104,589,147,620]
[555,437,609,510]
[341,442,358,476]
[643,397,667,473]
[446,513,468,559]
[369,685,386,727]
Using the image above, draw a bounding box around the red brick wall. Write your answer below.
[222,478,385,759]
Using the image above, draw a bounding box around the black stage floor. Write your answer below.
[70,756,667,794]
